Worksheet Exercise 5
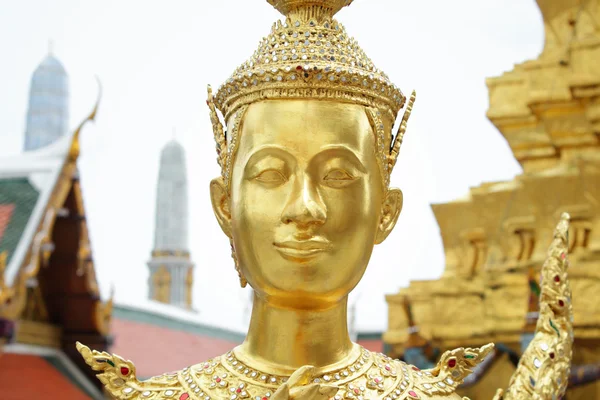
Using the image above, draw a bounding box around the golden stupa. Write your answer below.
[385,1,599,399]
[77,1,574,399]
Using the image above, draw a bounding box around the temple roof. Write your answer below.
[110,301,244,378]
[0,129,75,286]
[0,349,103,399]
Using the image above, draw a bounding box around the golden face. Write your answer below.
[211,100,402,308]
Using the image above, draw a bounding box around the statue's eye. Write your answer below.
[323,169,356,187]
[254,169,286,184]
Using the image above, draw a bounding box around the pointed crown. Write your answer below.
[207,0,415,188]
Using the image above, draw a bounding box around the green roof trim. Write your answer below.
[357,332,382,341]
[113,305,246,343]
[0,178,40,265]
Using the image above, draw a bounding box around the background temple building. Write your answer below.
[0,52,111,399]
[0,52,243,400]
[147,139,194,309]
[384,1,600,399]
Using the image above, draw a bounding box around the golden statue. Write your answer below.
[77,1,573,399]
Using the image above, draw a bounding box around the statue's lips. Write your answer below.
[273,238,331,259]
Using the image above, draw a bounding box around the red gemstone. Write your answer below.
[216,377,222,383]
[561,252,566,260]
[262,398,268,400]
[408,390,419,398]
[448,359,457,368]
[559,300,565,307]
[120,367,130,376]
[354,388,360,394]
[554,275,561,283]
[550,352,555,359]
[412,366,420,371]
[180,394,189,400]
[385,365,391,371]
[236,388,242,393]
[296,65,303,70]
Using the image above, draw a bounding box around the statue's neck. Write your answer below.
[234,291,357,375]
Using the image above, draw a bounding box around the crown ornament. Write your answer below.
[207,0,416,188]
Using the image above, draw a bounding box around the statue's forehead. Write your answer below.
[237,100,373,151]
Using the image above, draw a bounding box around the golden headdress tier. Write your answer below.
[212,0,406,123]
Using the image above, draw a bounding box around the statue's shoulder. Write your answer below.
[382,343,493,400]
[76,342,232,400]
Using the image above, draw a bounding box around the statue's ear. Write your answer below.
[210,177,232,238]
[375,188,403,244]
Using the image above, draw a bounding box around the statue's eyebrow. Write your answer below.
[243,145,294,170]
[312,145,367,173]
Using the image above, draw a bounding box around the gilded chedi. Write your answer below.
[78,1,573,399]
[385,1,599,399]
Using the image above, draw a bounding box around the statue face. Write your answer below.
[211,100,402,308]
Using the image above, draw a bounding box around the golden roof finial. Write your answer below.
[68,77,102,161]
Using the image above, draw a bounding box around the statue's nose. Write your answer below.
[281,176,326,227]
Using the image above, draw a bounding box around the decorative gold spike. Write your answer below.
[68,77,101,162]
[497,213,573,400]
[389,90,416,172]
[431,343,495,384]
[207,84,227,174]
[76,342,142,399]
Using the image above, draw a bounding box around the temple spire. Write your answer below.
[23,49,69,151]
[147,139,194,309]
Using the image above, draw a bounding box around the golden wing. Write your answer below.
[494,213,573,400]
[76,342,185,399]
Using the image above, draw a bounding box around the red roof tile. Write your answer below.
[0,353,90,400]
[0,204,15,242]
[110,317,241,378]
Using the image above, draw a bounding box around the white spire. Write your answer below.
[148,139,194,309]
[153,139,188,251]
[24,50,69,151]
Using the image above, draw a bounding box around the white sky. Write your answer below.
[0,0,544,333]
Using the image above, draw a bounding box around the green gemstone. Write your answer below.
[549,319,560,337]
[465,355,475,359]
[529,279,541,297]
[107,360,115,367]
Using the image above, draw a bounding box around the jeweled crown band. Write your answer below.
[222,86,401,126]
